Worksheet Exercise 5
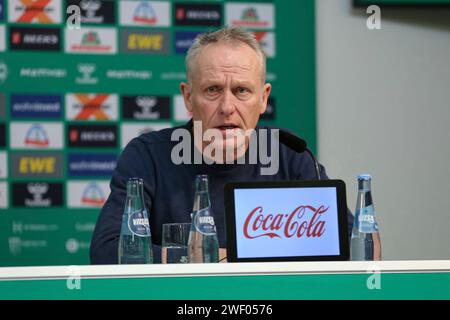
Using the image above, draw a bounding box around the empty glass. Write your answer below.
[161,223,190,264]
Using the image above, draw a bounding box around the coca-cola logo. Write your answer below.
[243,205,328,239]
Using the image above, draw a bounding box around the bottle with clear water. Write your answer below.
[118,178,153,264]
[350,174,382,261]
[188,174,219,263]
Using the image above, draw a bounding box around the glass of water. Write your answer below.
[161,223,190,264]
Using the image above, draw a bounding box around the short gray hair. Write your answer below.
[185,27,267,85]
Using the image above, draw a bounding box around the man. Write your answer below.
[90,27,353,264]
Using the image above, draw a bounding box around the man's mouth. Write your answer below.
[216,125,239,130]
[215,123,241,130]
[214,124,241,138]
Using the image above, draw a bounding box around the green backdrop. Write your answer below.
[0,0,316,266]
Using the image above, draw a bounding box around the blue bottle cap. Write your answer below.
[357,174,372,180]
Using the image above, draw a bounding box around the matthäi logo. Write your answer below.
[20,67,66,79]
[106,69,152,80]
[76,63,98,85]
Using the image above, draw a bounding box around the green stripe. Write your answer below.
[1,272,450,300]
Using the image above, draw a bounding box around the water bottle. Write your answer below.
[350,174,382,261]
[188,175,219,263]
[118,178,153,264]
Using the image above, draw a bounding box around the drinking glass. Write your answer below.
[161,223,190,264]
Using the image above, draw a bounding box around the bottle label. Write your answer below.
[355,205,379,233]
[194,208,217,235]
[128,209,151,237]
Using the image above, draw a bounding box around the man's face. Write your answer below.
[180,42,271,158]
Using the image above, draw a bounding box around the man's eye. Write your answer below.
[207,86,219,93]
[236,87,249,94]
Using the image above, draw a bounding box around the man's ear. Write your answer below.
[260,83,272,114]
[180,82,193,113]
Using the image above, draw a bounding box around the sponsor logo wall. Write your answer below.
[0,25,5,51]
[0,0,314,266]
[10,26,61,51]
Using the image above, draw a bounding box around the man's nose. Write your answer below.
[218,89,235,116]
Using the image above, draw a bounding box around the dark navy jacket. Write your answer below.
[90,122,354,264]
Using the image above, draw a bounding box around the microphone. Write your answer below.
[276,129,322,180]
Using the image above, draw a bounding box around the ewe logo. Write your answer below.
[120,30,170,54]
[25,123,49,147]
[13,152,63,178]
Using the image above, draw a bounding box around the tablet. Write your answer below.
[224,180,349,262]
